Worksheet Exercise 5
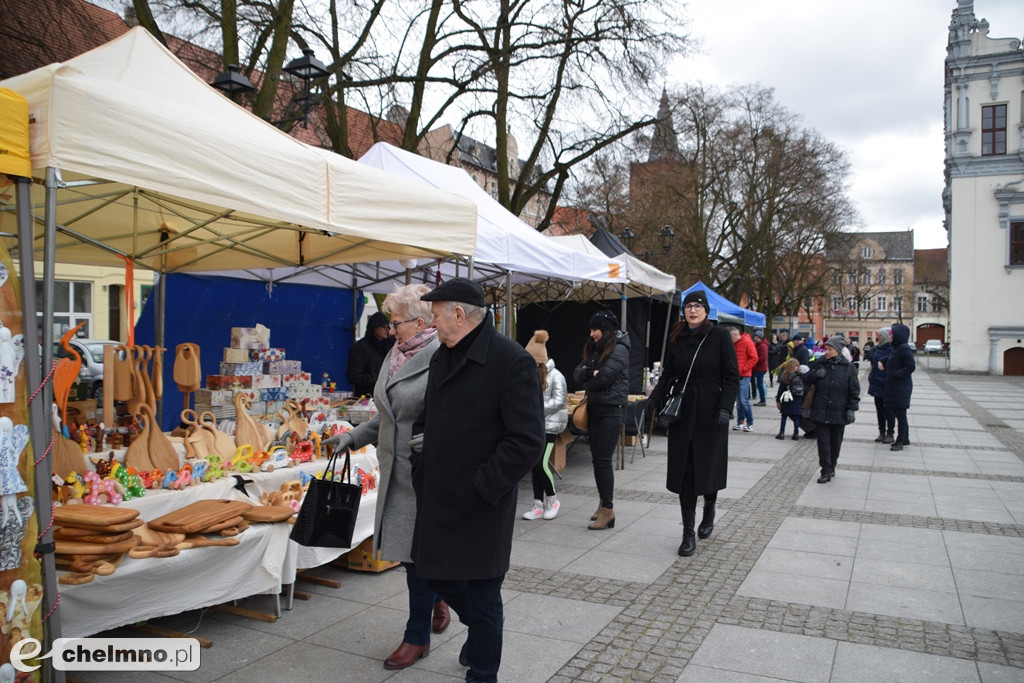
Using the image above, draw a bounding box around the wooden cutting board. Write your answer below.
[124,407,155,472]
[53,504,141,528]
[242,506,296,523]
[56,517,145,534]
[200,515,246,534]
[173,343,201,393]
[201,412,236,459]
[234,394,272,451]
[112,344,134,401]
[132,523,186,548]
[147,500,253,534]
[54,528,136,544]
[56,535,140,555]
[140,404,180,472]
[176,535,241,550]
[52,424,89,479]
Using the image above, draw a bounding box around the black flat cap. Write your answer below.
[420,277,486,307]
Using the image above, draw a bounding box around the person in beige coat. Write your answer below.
[324,284,447,670]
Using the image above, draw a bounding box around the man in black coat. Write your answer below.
[411,278,544,683]
[791,332,811,366]
[346,311,394,397]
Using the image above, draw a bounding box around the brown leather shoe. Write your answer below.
[383,642,430,670]
[432,600,451,634]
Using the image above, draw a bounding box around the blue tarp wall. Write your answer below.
[135,273,360,431]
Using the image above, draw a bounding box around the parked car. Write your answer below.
[923,339,945,354]
[53,338,119,402]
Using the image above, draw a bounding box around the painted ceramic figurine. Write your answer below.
[0,417,29,527]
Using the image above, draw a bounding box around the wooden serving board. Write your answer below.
[200,515,246,534]
[132,523,186,549]
[147,500,253,534]
[141,404,180,472]
[176,535,241,550]
[242,506,296,523]
[174,343,201,393]
[54,528,136,544]
[52,424,89,479]
[124,408,155,472]
[53,505,141,528]
[56,518,145,534]
[55,535,140,556]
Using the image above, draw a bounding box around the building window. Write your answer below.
[917,295,928,312]
[861,269,871,285]
[981,104,1007,156]
[847,272,856,285]
[893,269,903,285]
[860,297,870,312]
[876,295,887,312]
[35,280,93,338]
[931,298,942,313]
[845,297,856,311]
[832,296,842,310]
[876,268,886,284]
[860,246,875,259]
[832,271,841,285]
[1012,222,1024,266]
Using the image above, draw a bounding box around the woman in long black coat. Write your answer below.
[649,291,739,557]
[802,336,860,483]
[884,323,916,451]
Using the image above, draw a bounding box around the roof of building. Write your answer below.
[648,88,680,162]
[914,248,949,285]
[827,230,915,262]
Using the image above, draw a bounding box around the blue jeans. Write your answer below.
[426,575,505,683]
[736,377,753,425]
[752,371,766,403]
[402,562,441,646]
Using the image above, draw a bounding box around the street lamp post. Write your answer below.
[618,225,674,262]
[211,48,329,128]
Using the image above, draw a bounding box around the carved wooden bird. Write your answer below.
[54,321,87,426]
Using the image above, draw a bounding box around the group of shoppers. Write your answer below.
[866,323,916,451]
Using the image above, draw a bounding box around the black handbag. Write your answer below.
[657,333,709,428]
[289,448,362,548]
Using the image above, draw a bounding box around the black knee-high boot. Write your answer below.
[679,508,696,557]
[698,494,716,540]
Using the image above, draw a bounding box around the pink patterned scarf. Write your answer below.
[388,328,437,380]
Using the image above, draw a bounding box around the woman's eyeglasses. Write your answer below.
[684,303,705,311]
[389,318,421,330]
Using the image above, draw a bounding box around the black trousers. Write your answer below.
[815,423,846,473]
[874,396,894,435]
[426,575,505,683]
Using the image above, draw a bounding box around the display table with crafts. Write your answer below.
[56,450,379,638]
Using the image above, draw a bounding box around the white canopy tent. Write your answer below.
[0,27,478,272]
[546,234,676,298]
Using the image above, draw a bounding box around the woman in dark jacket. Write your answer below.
[649,291,739,557]
[573,310,629,530]
[802,336,860,483]
[867,327,895,443]
[884,323,916,451]
[767,333,783,387]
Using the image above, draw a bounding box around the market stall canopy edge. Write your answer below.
[0,27,478,272]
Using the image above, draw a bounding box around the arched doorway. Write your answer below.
[1005,347,1024,376]
[916,323,945,350]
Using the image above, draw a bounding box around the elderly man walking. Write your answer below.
[411,277,545,683]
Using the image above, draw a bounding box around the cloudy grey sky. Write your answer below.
[678,0,1024,249]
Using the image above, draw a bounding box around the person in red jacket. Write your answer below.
[729,327,758,431]
[752,331,769,406]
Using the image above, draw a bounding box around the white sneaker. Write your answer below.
[743,424,754,432]
[542,498,560,520]
[522,500,544,520]
[732,423,744,431]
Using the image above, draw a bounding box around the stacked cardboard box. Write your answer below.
[192,324,323,420]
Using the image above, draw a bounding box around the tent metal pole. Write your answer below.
[620,284,627,333]
[504,271,512,337]
[33,168,66,682]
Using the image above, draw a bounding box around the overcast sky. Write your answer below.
[677,0,1024,250]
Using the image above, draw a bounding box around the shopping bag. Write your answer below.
[571,397,589,431]
[289,449,361,548]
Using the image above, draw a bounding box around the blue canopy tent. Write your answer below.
[678,281,767,328]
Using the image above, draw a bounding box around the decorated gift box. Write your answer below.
[193,389,234,406]
[251,374,282,389]
[230,324,270,350]
[220,361,263,376]
[249,347,286,362]
[281,372,312,387]
[287,383,322,400]
[260,387,289,401]
[206,375,253,391]
[247,400,268,416]
[233,389,259,403]
[222,347,252,363]
[265,360,302,374]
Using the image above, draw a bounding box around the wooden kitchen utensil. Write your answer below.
[102,343,115,423]
[124,406,156,472]
[234,393,272,451]
[112,344,134,401]
[54,517,145,534]
[132,522,186,549]
[138,346,157,415]
[200,411,236,459]
[181,409,215,459]
[140,404,180,472]
[147,499,252,534]
[199,515,246,534]
[55,536,139,556]
[54,528,136,544]
[242,506,296,523]
[175,535,241,550]
[152,345,165,400]
[52,423,89,479]
[276,399,309,441]
[174,343,201,409]
[53,504,140,527]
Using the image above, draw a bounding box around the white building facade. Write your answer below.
[944,1,1024,374]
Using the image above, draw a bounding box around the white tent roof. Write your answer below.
[548,235,676,298]
[0,27,477,272]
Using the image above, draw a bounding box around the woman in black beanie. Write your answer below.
[573,309,630,530]
[650,291,739,556]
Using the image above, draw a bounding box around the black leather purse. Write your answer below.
[656,333,708,428]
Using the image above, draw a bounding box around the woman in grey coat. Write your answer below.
[324,284,447,670]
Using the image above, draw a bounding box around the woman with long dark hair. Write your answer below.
[573,310,629,530]
[649,291,739,557]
